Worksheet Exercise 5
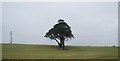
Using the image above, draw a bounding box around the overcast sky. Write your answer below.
[2,2,118,46]
[1,0,119,2]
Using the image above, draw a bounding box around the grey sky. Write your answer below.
[2,2,118,46]
[0,2,2,43]
[1,0,119,2]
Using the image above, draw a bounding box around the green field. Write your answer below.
[2,44,118,59]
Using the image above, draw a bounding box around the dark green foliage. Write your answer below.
[44,19,74,50]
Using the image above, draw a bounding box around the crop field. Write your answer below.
[1,44,119,61]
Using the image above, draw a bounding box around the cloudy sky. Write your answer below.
[2,2,118,46]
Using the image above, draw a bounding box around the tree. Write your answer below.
[44,19,74,50]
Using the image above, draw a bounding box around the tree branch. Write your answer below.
[54,38,60,44]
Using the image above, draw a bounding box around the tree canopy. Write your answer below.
[44,19,74,50]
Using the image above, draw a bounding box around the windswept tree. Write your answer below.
[44,19,74,50]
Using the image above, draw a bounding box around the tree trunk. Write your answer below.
[61,35,65,50]
[55,35,65,49]
[57,42,62,48]
[63,40,65,50]
[60,40,63,48]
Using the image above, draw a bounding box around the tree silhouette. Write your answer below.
[44,19,74,50]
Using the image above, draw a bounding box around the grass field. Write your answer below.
[2,44,118,59]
